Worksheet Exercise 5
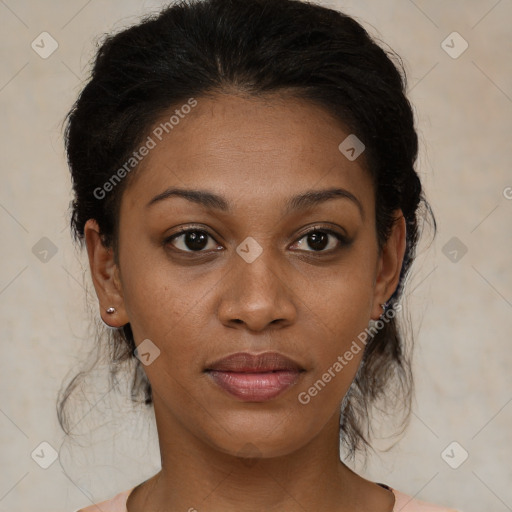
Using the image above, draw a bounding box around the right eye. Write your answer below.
[164,228,221,253]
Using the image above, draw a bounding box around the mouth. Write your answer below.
[204,351,306,402]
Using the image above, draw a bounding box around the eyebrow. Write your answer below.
[146,186,365,219]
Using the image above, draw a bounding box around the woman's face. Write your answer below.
[86,92,405,459]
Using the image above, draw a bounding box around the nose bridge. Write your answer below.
[235,236,284,299]
[218,236,296,330]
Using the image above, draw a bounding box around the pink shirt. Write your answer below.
[74,484,461,511]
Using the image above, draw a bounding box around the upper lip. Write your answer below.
[205,351,304,373]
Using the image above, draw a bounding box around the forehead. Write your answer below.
[121,92,373,216]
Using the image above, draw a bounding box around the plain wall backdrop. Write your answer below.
[0,1,511,511]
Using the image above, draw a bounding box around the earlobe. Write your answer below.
[371,211,407,320]
[84,219,129,327]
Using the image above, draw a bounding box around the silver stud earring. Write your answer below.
[106,307,116,314]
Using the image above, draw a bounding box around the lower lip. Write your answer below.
[206,370,302,401]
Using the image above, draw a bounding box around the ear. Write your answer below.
[84,219,129,327]
[370,210,407,320]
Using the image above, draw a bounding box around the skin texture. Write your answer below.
[84,92,406,512]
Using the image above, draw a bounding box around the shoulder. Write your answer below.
[392,488,462,512]
[72,485,462,512]
[72,487,134,512]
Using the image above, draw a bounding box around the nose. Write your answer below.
[217,245,298,332]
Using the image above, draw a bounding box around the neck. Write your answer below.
[126,394,393,512]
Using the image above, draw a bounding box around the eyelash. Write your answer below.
[163,225,350,255]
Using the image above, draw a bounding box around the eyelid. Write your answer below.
[297,224,349,241]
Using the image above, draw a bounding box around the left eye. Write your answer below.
[292,229,347,252]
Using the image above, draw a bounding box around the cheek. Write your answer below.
[119,257,216,387]
[298,246,377,380]
[118,233,190,329]
[300,251,376,334]
[296,289,371,413]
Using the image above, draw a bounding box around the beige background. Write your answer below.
[0,1,511,511]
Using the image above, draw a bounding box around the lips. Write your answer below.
[205,351,304,373]
[205,352,305,401]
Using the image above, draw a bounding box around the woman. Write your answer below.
[60,0,461,510]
